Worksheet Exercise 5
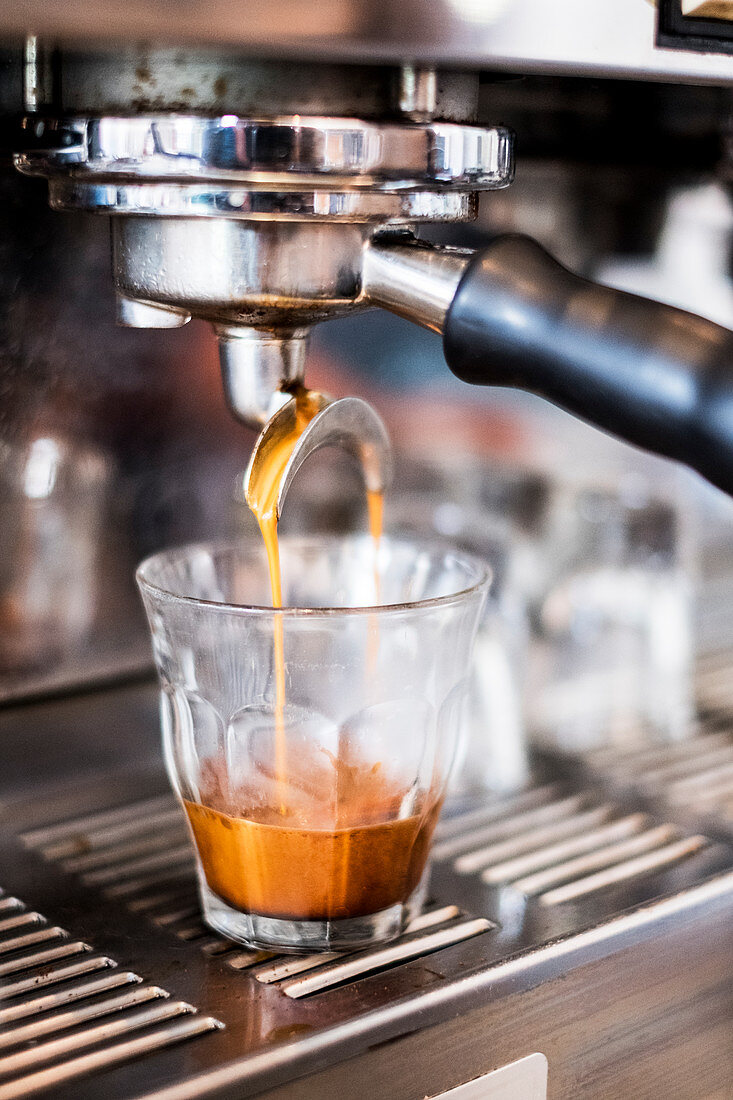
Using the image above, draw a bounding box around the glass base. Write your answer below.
[199,870,430,953]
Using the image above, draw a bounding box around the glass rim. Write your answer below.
[136,533,491,618]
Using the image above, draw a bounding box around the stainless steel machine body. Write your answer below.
[1,4,733,1098]
[1,0,733,80]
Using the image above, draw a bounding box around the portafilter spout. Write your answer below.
[218,326,310,430]
[244,393,393,522]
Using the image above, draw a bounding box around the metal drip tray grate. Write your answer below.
[1,683,732,1098]
[581,724,733,840]
[0,885,221,1100]
[433,784,709,906]
[247,906,493,999]
[19,797,496,997]
[578,641,733,840]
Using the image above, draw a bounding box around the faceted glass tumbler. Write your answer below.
[137,534,488,952]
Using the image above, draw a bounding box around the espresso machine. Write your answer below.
[1,4,733,1098]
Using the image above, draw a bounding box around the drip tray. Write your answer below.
[1,683,732,1100]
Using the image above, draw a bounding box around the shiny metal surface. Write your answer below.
[18,116,511,193]
[1,1,733,83]
[579,670,733,842]
[243,394,393,517]
[19,49,479,121]
[116,297,192,329]
[0,683,731,1098]
[17,112,511,362]
[275,395,393,511]
[0,876,221,1100]
[111,219,372,328]
[363,238,472,332]
[14,110,512,427]
[53,180,478,221]
[218,328,308,428]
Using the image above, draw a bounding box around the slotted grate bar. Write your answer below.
[63,826,189,874]
[0,985,166,1049]
[200,939,240,957]
[480,813,650,885]
[433,793,588,861]
[0,957,117,1001]
[26,799,212,955]
[0,927,67,956]
[636,744,733,788]
[454,804,613,875]
[675,775,733,806]
[0,941,89,977]
[588,730,730,774]
[253,904,462,984]
[127,889,198,915]
[252,950,338,983]
[151,905,201,928]
[226,949,273,971]
[585,720,733,831]
[0,912,43,934]
[43,809,186,861]
[82,846,195,887]
[538,835,708,906]
[173,921,210,942]
[666,759,733,796]
[435,785,562,840]
[512,824,681,895]
[0,972,142,1026]
[21,796,177,849]
[280,918,494,999]
[0,1015,221,1100]
[0,887,222,1097]
[0,1000,196,1078]
[105,868,195,900]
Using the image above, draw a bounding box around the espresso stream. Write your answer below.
[184,386,437,922]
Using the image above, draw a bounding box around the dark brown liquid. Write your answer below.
[185,758,440,921]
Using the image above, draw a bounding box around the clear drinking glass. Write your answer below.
[137,534,488,951]
[0,432,111,678]
[527,485,695,750]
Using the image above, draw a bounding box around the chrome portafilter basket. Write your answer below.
[16,112,513,429]
[14,94,512,496]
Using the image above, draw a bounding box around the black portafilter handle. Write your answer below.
[442,234,733,496]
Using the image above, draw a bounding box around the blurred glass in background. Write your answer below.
[527,480,695,751]
[0,432,110,675]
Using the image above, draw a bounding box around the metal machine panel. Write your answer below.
[0,2,732,82]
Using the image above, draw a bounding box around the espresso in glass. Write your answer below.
[185,755,441,923]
